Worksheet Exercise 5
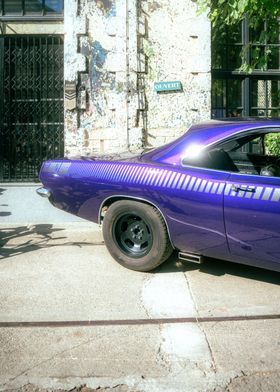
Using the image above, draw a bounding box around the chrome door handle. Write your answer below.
[231,185,256,193]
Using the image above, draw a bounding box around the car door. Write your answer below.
[224,141,280,270]
[161,166,230,260]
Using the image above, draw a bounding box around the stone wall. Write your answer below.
[142,0,211,147]
[64,0,211,156]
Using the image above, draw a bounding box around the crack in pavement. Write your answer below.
[1,383,140,392]
[0,337,98,389]
[208,369,280,392]
[183,271,217,373]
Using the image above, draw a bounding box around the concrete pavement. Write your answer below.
[0,184,280,391]
[0,184,90,225]
[1,224,280,391]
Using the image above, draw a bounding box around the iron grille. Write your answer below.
[0,35,64,182]
[211,18,280,118]
[211,76,280,118]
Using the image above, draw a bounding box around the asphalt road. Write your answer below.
[1,222,280,392]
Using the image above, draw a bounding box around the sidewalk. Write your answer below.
[0,183,100,230]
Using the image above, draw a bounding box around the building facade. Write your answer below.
[64,0,211,156]
[0,0,211,181]
[0,1,279,182]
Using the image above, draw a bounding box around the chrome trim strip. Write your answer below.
[98,195,175,249]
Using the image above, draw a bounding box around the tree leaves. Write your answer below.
[197,0,280,72]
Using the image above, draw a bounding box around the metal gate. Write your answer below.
[0,35,64,182]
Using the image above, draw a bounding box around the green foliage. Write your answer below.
[197,0,280,72]
[265,134,280,156]
[197,0,280,27]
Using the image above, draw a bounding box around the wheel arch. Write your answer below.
[98,195,175,249]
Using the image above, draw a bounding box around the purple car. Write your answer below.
[37,119,280,272]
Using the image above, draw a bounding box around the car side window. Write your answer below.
[264,133,280,158]
[182,131,280,177]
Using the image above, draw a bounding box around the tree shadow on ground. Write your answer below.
[1,223,279,286]
[157,251,280,285]
[0,224,103,260]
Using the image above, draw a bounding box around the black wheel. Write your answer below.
[102,200,173,271]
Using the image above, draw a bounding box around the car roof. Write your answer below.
[144,118,280,165]
[186,118,280,147]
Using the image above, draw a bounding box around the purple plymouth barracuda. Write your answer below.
[37,119,280,272]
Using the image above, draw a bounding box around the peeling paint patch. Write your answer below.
[94,0,116,17]
[148,1,161,12]
[87,40,117,116]
[92,41,108,69]
[90,41,108,90]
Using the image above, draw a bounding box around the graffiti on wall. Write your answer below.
[94,0,116,17]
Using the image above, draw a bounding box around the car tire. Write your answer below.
[102,200,173,271]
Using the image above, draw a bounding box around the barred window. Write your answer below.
[0,0,64,16]
[211,18,280,119]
